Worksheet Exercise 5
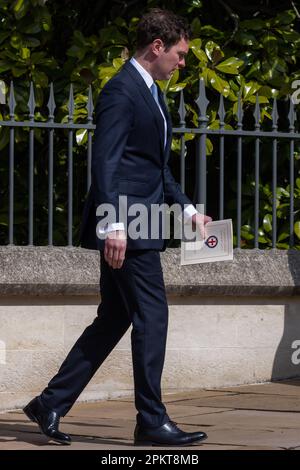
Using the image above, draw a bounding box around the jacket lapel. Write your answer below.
[157,87,172,164]
[124,62,166,157]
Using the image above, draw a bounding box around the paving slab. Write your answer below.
[201,427,300,449]
[175,409,300,429]
[215,379,300,396]
[174,393,300,412]
[1,380,300,450]
[113,389,238,403]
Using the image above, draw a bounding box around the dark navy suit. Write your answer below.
[41,61,193,427]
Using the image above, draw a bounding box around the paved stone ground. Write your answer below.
[1,380,300,450]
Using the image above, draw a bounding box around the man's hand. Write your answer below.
[104,230,127,269]
[191,213,213,240]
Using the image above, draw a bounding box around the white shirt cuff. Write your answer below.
[183,204,198,221]
[97,222,125,235]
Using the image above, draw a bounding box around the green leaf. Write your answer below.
[98,65,117,86]
[30,52,48,64]
[189,38,202,50]
[0,127,9,151]
[184,133,195,142]
[10,33,22,49]
[205,41,224,64]
[12,67,27,77]
[191,17,201,36]
[0,80,6,104]
[73,30,90,47]
[20,47,30,60]
[241,225,254,240]
[67,45,88,61]
[169,69,179,87]
[276,29,300,42]
[190,39,208,63]
[235,32,258,47]
[13,0,27,19]
[263,214,272,232]
[171,137,181,153]
[215,57,244,75]
[262,34,278,57]
[207,69,230,97]
[76,129,87,146]
[208,119,221,130]
[200,25,224,39]
[0,31,10,44]
[276,187,290,198]
[235,75,245,87]
[245,61,261,79]
[258,229,269,243]
[171,134,195,154]
[21,22,41,34]
[23,37,41,48]
[206,137,213,155]
[276,242,289,249]
[0,60,11,73]
[114,17,127,28]
[169,83,187,92]
[257,85,276,98]
[243,81,260,99]
[272,10,296,26]
[192,48,208,64]
[258,238,269,244]
[31,70,48,87]
[112,58,125,70]
[278,232,289,242]
[162,69,180,93]
[240,19,266,30]
[247,95,268,104]
[190,0,202,8]
[260,108,272,120]
[294,222,300,239]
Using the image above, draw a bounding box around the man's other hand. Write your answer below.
[104,230,127,269]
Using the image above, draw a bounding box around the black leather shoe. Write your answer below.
[134,420,207,446]
[23,396,71,445]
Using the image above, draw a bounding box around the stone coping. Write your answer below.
[0,246,300,296]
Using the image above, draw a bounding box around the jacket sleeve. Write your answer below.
[91,81,134,218]
[163,163,193,209]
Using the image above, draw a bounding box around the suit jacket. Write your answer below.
[80,60,193,251]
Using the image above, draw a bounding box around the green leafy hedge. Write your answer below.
[0,0,299,246]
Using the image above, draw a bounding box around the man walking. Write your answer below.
[23,8,211,446]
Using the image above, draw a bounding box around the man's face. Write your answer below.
[152,37,189,80]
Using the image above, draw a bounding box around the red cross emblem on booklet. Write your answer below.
[205,235,218,248]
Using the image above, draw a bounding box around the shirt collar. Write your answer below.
[130,57,154,89]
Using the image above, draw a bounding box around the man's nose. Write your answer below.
[179,58,185,68]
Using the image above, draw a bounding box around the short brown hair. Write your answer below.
[136,8,191,50]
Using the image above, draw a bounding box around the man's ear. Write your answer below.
[151,38,164,56]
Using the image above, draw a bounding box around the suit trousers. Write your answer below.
[40,250,169,428]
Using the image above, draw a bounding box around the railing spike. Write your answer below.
[47,83,56,121]
[178,90,186,126]
[9,81,16,119]
[68,83,75,121]
[272,97,278,130]
[87,85,94,122]
[254,94,260,129]
[27,82,36,120]
[237,91,243,129]
[288,95,295,131]
[218,94,225,128]
[195,78,209,125]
